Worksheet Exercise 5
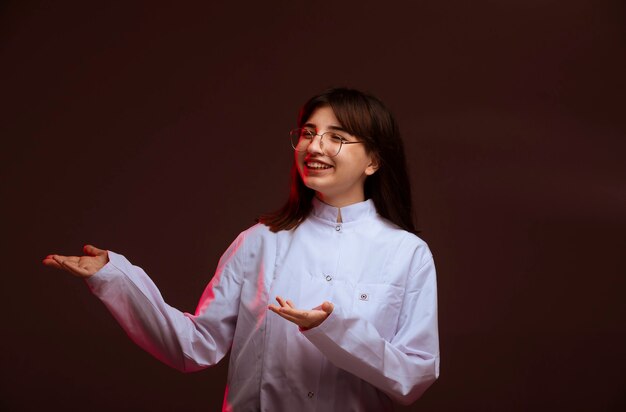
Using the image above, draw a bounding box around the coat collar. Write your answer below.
[311,197,377,223]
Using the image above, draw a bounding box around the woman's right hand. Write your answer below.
[43,244,109,278]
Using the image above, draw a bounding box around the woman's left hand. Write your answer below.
[268,296,334,330]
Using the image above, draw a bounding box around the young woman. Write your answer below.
[43,88,440,411]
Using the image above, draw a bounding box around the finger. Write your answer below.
[275,296,289,307]
[280,306,309,319]
[61,259,92,278]
[267,304,281,313]
[54,256,82,269]
[84,244,107,257]
[268,305,303,325]
[284,309,327,328]
[52,255,71,265]
[42,256,63,270]
[267,299,297,319]
[276,296,298,310]
[274,311,302,324]
[268,304,296,316]
[321,301,334,314]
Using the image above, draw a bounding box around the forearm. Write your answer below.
[304,258,440,404]
[85,251,230,372]
[303,310,439,404]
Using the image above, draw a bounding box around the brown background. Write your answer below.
[1,1,624,411]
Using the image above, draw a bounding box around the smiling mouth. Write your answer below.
[306,161,333,170]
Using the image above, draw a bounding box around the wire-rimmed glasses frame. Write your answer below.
[289,128,363,157]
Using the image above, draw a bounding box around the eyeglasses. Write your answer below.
[290,128,363,157]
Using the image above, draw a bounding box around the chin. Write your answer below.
[301,176,329,192]
[302,180,323,194]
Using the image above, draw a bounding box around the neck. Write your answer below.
[315,193,365,209]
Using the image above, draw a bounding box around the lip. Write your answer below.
[304,157,333,167]
[302,157,334,174]
[303,157,334,174]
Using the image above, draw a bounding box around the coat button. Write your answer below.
[325,275,332,281]
[335,225,341,231]
[307,391,314,398]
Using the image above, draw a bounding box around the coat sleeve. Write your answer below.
[84,233,247,372]
[302,254,440,405]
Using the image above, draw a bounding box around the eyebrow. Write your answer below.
[303,122,349,133]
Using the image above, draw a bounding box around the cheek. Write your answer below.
[295,152,306,177]
[296,148,308,163]
[336,156,368,178]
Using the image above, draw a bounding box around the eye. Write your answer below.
[301,129,315,139]
[328,133,347,143]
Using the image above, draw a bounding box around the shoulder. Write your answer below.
[373,216,434,268]
[216,223,279,271]
[371,215,430,251]
[238,222,280,244]
[232,222,291,255]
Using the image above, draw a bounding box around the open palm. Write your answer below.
[43,244,109,278]
[268,296,334,330]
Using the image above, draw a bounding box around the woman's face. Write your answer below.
[295,105,378,207]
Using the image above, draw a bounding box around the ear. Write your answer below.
[365,154,380,176]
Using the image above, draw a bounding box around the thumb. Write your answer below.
[321,301,334,314]
[83,244,106,256]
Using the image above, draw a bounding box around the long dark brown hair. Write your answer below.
[258,87,417,234]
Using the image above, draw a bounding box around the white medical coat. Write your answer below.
[86,198,440,411]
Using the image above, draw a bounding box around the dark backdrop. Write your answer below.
[1,1,624,411]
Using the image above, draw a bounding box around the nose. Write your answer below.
[306,133,324,154]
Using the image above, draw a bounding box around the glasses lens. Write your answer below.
[289,129,346,156]
[322,132,344,157]
[290,128,311,151]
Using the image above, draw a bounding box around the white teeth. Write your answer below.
[307,162,332,170]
